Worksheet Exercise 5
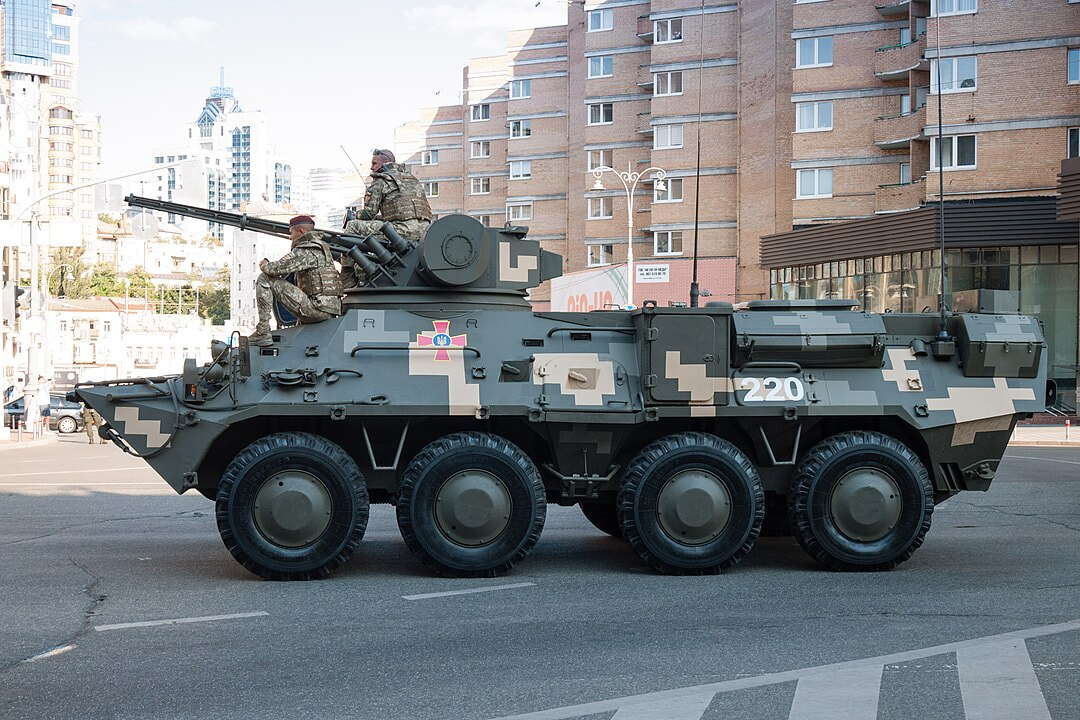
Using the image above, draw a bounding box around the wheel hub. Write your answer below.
[656,469,732,545]
[253,470,333,548]
[434,469,512,547]
[829,467,903,542]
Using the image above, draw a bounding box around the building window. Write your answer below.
[471,141,491,158]
[654,71,683,97]
[796,168,833,198]
[477,215,493,227]
[654,124,684,149]
[1070,48,1079,84]
[470,177,491,195]
[654,231,683,255]
[654,18,683,44]
[587,103,614,125]
[422,182,439,197]
[510,79,531,99]
[795,101,833,132]
[588,56,613,78]
[471,104,490,121]
[930,134,977,170]
[930,57,977,93]
[900,162,911,184]
[796,37,833,68]
[930,0,976,16]
[587,244,614,267]
[588,9,613,32]
[421,150,439,165]
[507,203,533,221]
[49,107,73,119]
[654,178,683,202]
[1069,127,1079,158]
[510,119,532,138]
[588,149,613,171]
[509,160,532,179]
[588,197,613,219]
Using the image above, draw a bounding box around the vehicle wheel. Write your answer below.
[396,432,546,578]
[579,501,622,538]
[618,432,763,575]
[57,416,78,434]
[787,431,933,571]
[216,432,369,581]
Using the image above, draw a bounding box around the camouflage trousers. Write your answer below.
[340,219,431,289]
[255,274,332,333]
[344,217,430,243]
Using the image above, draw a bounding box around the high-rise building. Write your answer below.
[395,0,1079,399]
[147,71,293,239]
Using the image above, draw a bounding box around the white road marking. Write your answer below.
[957,639,1052,720]
[788,664,882,720]
[486,619,1080,720]
[402,582,536,601]
[23,644,76,663]
[611,693,713,719]
[0,467,148,478]
[0,482,161,487]
[94,611,269,632]
[1006,455,1080,467]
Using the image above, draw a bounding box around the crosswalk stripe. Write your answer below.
[611,693,713,719]
[485,618,1080,720]
[957,639,1052,720]
[787,664,883,720]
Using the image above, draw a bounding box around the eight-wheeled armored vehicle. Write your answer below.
[73,196,1052,580]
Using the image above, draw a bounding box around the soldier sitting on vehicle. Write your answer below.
[250,215,343,347]
[340,148,432,289]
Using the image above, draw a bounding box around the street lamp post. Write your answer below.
[590,162,667,309]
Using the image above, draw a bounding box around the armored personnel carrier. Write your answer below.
[73,196,1052,581]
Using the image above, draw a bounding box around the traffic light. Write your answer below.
[1,282,25,326]
[15,285,28,321]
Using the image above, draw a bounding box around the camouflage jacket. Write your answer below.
[262,231,335,279]
[360,163,432,223]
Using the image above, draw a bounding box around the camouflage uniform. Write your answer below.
[81,404,100,444]
[253,231,343,343]
[341,162,432,289]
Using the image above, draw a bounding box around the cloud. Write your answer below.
[93,16,217,43]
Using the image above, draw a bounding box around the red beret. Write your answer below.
[289,215,315,227]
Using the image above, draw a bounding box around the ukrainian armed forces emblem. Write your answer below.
[416,320,466,361]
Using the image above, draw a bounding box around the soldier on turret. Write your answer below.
[250,215,343,347]
[340,148,432,288]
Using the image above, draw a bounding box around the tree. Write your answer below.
[198,268,231,325]
[87,264,123,297]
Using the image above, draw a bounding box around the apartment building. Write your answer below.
[396,0,1078,391]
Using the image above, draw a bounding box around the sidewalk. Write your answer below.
[0,430,58,450]
[1010,423,1080,447]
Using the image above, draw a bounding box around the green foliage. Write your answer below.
[98,213,119,224]
[199,268,231,325]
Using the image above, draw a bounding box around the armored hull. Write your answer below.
[76,201,1051,580]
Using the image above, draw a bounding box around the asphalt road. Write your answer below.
[1,436,1077,720]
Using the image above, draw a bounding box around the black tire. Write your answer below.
[57,415,78,434]
[396,432,546,578]
[618,432,763,575]
[579,501,622,538]
[787,431,933,572]
[216,432,369,581]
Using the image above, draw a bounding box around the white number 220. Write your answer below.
[740,376,805,402]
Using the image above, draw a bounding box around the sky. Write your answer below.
[75,0,570,178]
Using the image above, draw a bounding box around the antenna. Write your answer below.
[934,10,948,342]
[340,145,363,175]
[688,0,705,307]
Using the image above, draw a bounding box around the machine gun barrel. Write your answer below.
[123,194,373,252]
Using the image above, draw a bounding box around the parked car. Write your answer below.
[4,393,85,433]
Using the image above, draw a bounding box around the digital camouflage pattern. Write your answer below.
[75,211,1052,582]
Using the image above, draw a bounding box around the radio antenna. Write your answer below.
[934,13,948,341]
[689,0,706,307]
[340,145,363,176]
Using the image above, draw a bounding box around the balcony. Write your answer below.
[874,105,925,149]
[874,36,926,81]
[875,178,926,214]
[875,0,910,16]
